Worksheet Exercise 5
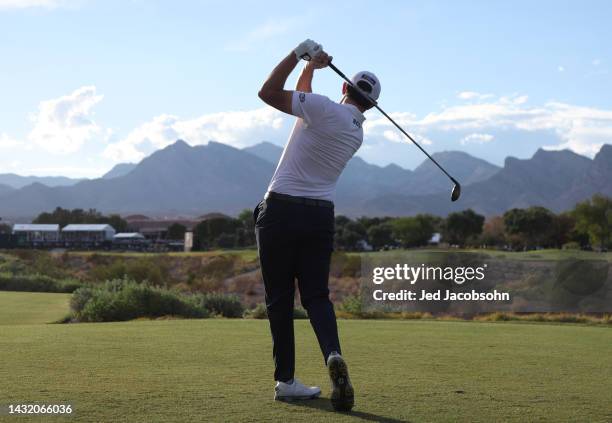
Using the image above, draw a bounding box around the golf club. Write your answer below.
[328,61,462,202]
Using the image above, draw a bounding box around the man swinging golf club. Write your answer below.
[255,39,380,411]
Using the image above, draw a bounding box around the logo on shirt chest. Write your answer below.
[352,118,362,129]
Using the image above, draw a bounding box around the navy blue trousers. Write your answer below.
[254,197,341,382]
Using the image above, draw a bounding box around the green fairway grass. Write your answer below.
[0,291,70,325]
[1,319,611,422]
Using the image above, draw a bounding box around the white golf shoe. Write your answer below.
[274,379,321,401]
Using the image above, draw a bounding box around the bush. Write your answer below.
[0,272,81,293]
[243,303,309,319]
[3,250,71,279]
[337,295,363,315]
[200,255,238,279]
[244,303,267,319]
[474,312,612,325]
[70,286,95,313]
[71,278,209,322]
[88,258,168,285]
[195,292,244,318]
[293,307,308,319]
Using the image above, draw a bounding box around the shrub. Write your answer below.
[474,312,612,325]
[227,271,261,296]
[244,303,267,319]
[0,272,81,293]
[200,255,238,279]
[293,307,308,319]
[337,295,363,315]
[195,292,244,318]
[88,258,168,285]
[243,303,309,320]
[70,286,95,313]
[71,278,209,322]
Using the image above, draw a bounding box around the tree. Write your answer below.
[236,209,256,247]
[548,213,575,248]
[479,216,506,247]
[367,223,393,250]
[335,220,366,251]
[33,207,127,231]
[335,215,351,228]
[573,195,612,250]
[443,209,484,246]
[503,206,554,249]
[193,217,241,250]
[390,214,436,248]
[215,232,237,249]
[166,223,187,240]
[101,214,128,233]
[357,216,391,231]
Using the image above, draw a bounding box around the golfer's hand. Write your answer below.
[307,52,332,69]
[294,39,323,61]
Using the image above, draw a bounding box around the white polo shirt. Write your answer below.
[266,91,365,201]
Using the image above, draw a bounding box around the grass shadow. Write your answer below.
[287,397,412,423]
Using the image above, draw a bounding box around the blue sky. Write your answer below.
[0,0,611,177]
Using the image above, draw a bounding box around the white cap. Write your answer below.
[350,71,381,100]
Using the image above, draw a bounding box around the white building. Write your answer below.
[429,232,442,245]
[12,224,60,242]
[114,232,145,241]
[62,224,116,243]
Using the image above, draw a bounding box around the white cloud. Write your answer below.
[457,91,494,101]
[0,133,19,148]
[225,19,296,52]
[512,95,528,105]
[413,133,433,146]
[461,133,494,145]
[28,85,103,154]
[0,0,75,9]
[103,107,286,162]
[383,130,401,143]
[381,129,432,145]
[558,65,565,72]
[365,94,612,157]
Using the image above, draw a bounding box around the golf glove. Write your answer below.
[294,39,323,61]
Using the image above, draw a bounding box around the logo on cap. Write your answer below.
[361,74,377,85]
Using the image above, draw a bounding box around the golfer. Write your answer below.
[255,39,380,411]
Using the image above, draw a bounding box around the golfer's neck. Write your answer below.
[340,96,365,113]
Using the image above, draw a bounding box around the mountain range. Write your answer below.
[0,174,82,190]
[0,140,610,220]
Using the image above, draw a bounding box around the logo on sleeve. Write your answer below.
[352,118,362,128]
[299,93,306,103]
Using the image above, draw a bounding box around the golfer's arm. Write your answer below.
[258,51,298,114]
[295,64,314,93]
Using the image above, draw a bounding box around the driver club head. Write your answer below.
[451,182,461,202]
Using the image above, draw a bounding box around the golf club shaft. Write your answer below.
[328,62,458,186]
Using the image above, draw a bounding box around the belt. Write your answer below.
[264,191,334,208]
